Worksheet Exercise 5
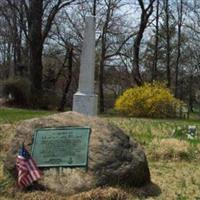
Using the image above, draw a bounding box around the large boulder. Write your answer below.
[5,112,150,195]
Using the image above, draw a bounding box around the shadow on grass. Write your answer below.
[124,182,161,199]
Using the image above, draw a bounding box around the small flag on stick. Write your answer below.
[16,143,42,188]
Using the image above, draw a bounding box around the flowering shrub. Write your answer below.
[115,82,184,118]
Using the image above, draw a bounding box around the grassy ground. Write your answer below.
[0,107,56,199]
[109,117,200,200]
[0,107,55,124]
[0,108,200,199]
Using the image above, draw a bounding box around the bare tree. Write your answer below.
[58,47,73,111]
[0,1,25,77]
[21,0,76,93]
[98,0,112,113]
[164,0,171,88]
[175,0,183,97]
[132,0,156,86]
[152,0,160,81]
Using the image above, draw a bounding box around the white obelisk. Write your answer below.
[72,16,98,116]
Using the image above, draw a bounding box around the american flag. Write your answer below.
[16,144,42,188]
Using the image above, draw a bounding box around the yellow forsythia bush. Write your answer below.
[115,82,184,118]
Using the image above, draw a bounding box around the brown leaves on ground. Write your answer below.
[69,187,128,200]
[2,187,128,200]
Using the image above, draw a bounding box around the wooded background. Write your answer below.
[0,0,199,113]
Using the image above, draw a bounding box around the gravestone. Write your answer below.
[187,125,197,139]
[73,16,98,116]
[182,106,189,119]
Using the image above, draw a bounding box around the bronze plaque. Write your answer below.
[31,127,90,167]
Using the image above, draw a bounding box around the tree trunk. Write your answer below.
[29,0,43,92]
[58,48,73,112]
[98,0,111,113]
[152,0,159,82]
[13,7,22,75]
[175,0,183,97]
[99,51,105,113]
[133,0,155,86]
[165,0,171,88]
[188,74,194,112]
[133,12,147,86]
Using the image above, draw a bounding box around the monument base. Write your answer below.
[73,92,98,116]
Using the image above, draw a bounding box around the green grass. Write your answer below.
[0,107,55,124]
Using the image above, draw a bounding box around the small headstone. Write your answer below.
[8,93,14,100]
[182,106,189,119]
[187,125,197,139]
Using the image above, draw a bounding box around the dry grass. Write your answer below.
[0,186,129,200]
[149,161,200,200]
[108,117,200,199]
[150,138,190,161]
[3,191,67,200]
[69,187,128,200]
[1,115,200,199]
[0,124,16,153]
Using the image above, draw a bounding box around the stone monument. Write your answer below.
[73,16,98,116]
[5,112,151,195]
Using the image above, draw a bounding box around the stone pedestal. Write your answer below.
[73,15,98,116]
[73,92,98,116]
